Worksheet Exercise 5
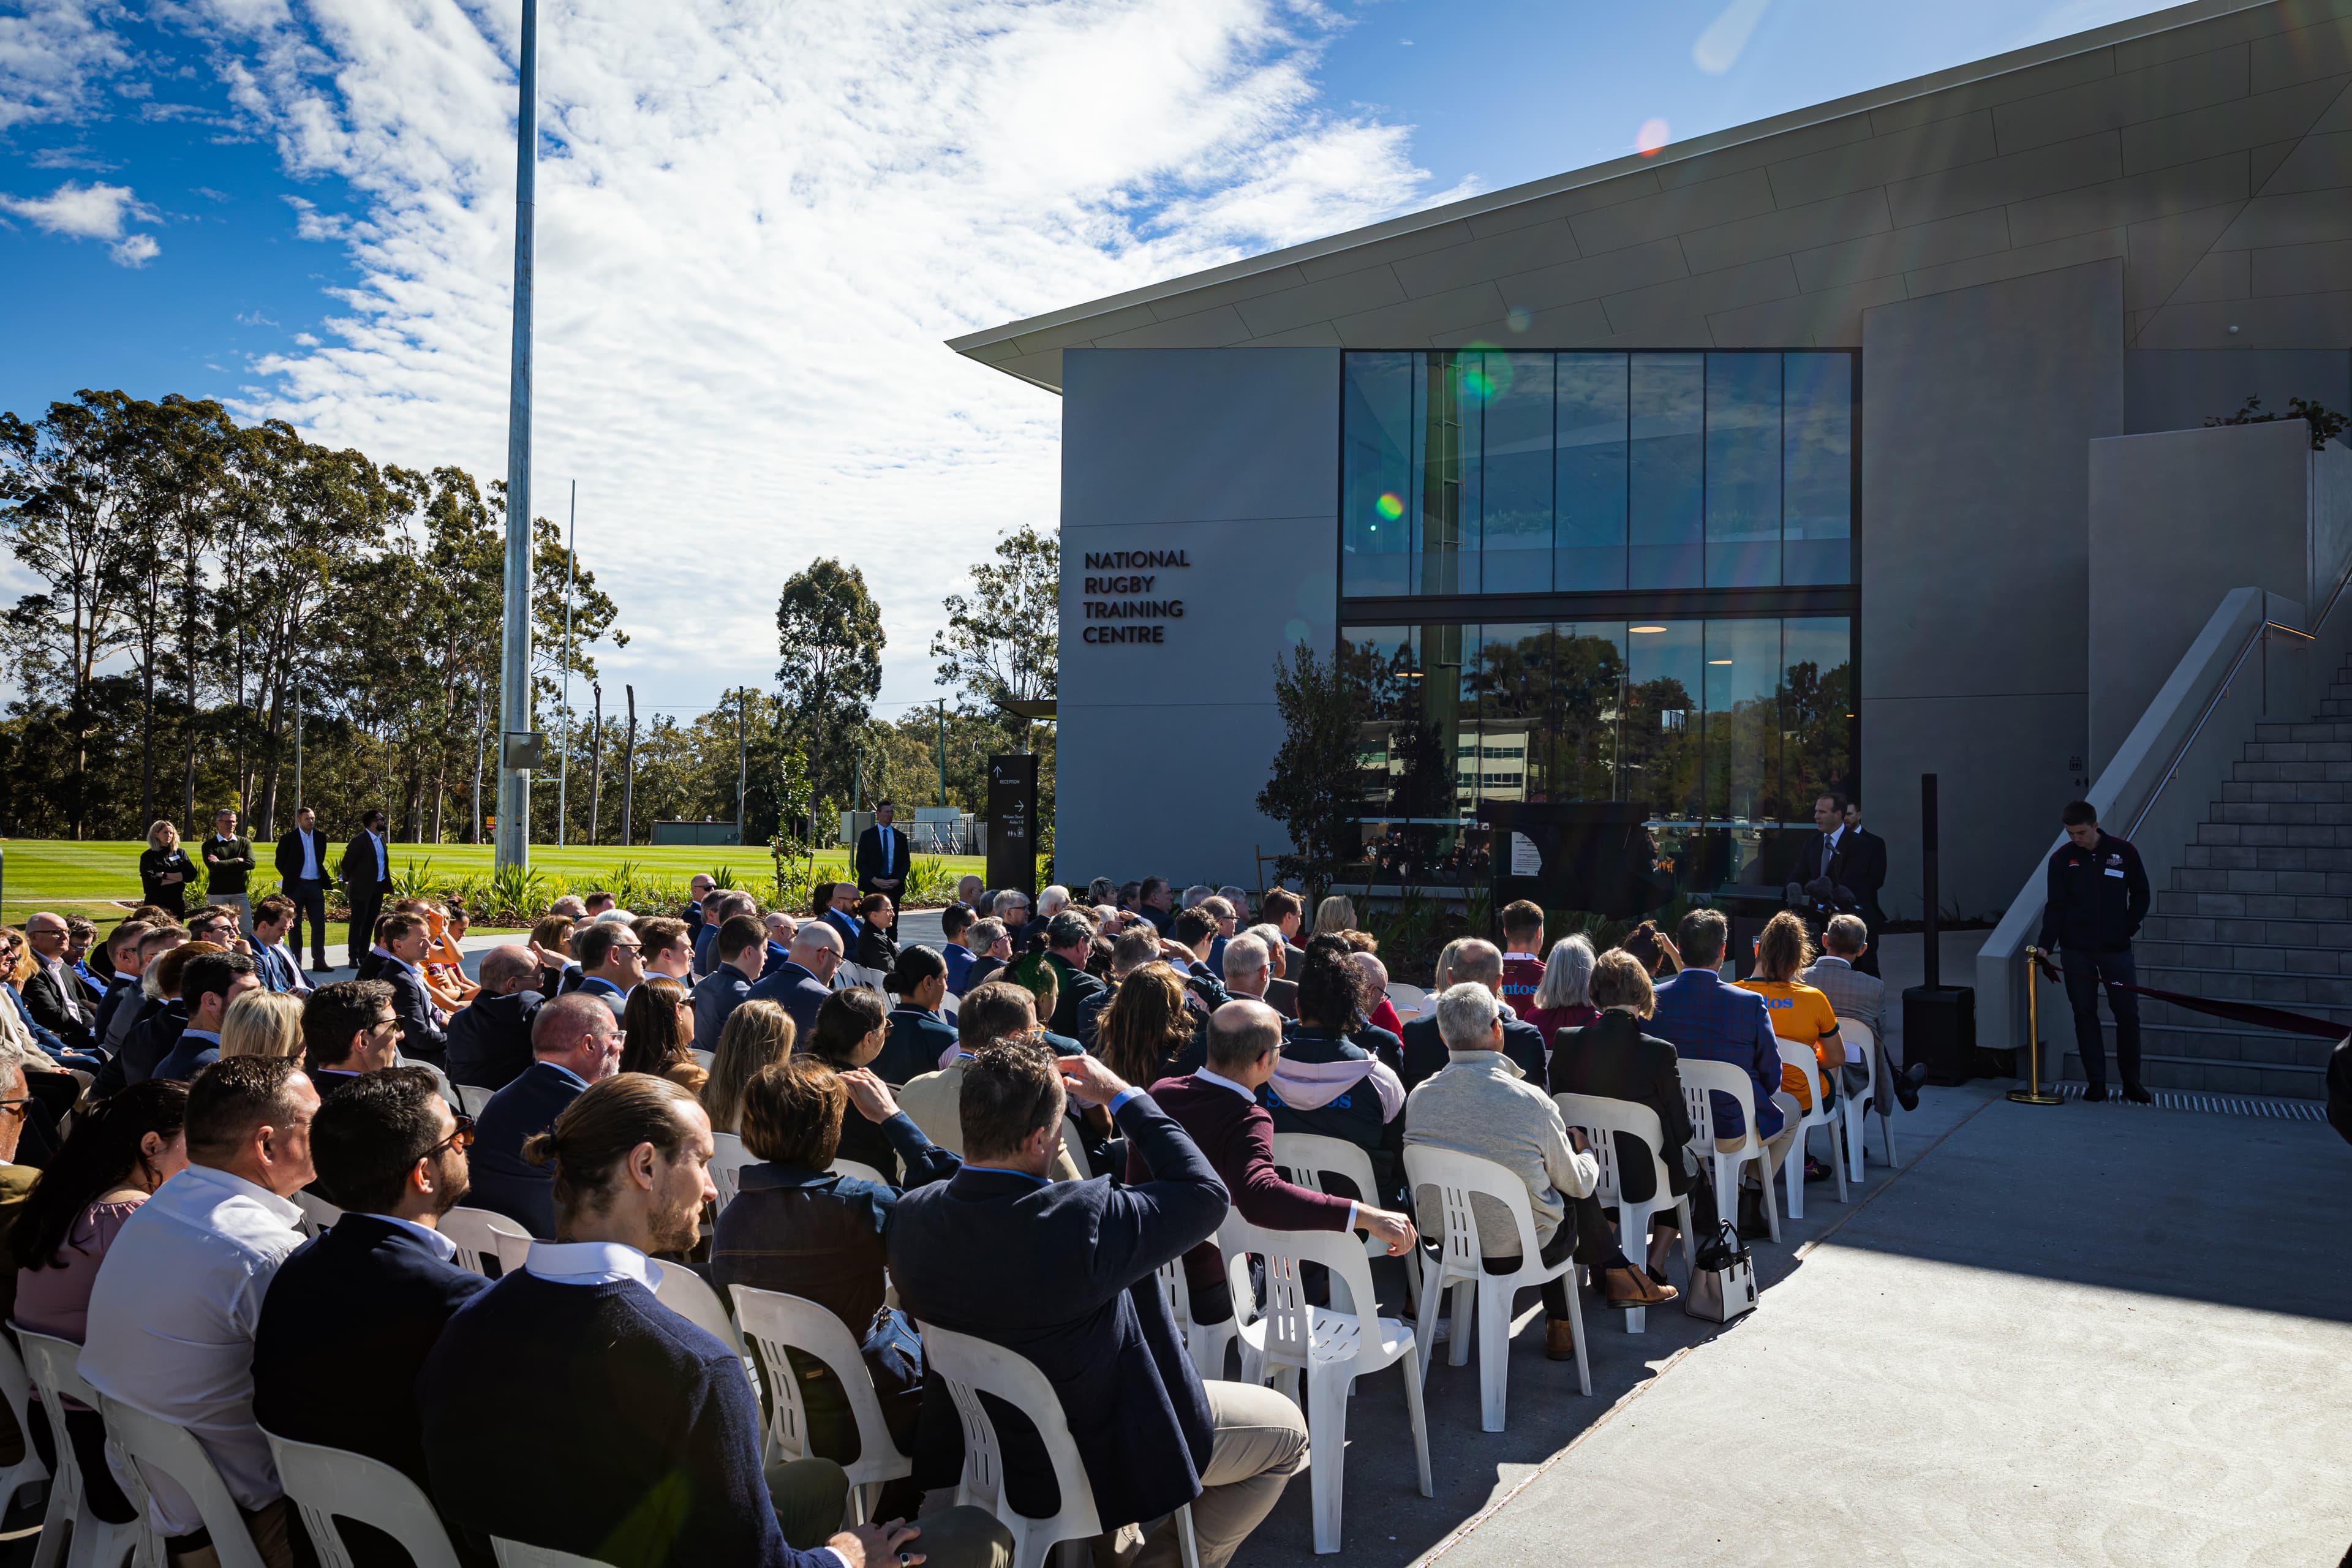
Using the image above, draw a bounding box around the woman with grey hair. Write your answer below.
[1523,934,1600,1047]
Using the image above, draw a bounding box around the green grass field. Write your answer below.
[1,839,984,923]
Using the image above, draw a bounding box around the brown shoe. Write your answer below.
[1544,1317,1578,1362]
[1602,1265,1679,1310]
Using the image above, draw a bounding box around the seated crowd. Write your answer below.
[0,873,1929,1568]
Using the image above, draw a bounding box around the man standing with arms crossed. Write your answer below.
[203,809,258,937]
[341,810,395,971]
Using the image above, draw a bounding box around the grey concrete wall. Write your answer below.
[2124,347,2351,434]
[1057,348,1341,888]
[1860,258,2125,921]
[2086,418,2313,771]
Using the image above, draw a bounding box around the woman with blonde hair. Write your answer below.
[620,976,707,1094]
[1736,910,1845,1182]
[529,914,576,997]
[1312,894,1359,938]
[699,998,794,1134]
[139,821,196,919]
[219,990,304,1060]
[1091,963,1200,1089]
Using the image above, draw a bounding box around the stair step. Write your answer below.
[2132,994,2352,1031]
[2133,962,2352,1007]
[2052,1049,2324,1098]
[2195,823,2352,847]
[2242,742,2352,761]
[2225,771,2352,791]
[2211,802,2352,824]
[2135,938,2352,975]
[2095,1021,2339,1069]
[2184,843,2352,871]
[2141,913,2352,947]
[2168,867,2352,896]
[2150,889,2352,919]
[2253,722,2352,741]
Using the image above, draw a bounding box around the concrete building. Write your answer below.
[954,0,2352,1088]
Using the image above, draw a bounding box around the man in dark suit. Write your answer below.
[1040,913,1106,1036]
[249,895,312,996]
[377,912,450,1064]
[469,993,620,1237]
[854,800,911,928]
[889,1042,1306,1568]
[820,883,862,951]
[680,873,715,945]
[253,1068,488,1568]
[341,809,395,970]
[1398,939,1545,1090]
[446,946,545,1092]
[1792,790,1857,903]
[569,922,644,1022]
[745,924,840,1041]
[692,915,766,1046]
[274,806,334,971]
[20,911,101,1054]
[1842,799,1890,975]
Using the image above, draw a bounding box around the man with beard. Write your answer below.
[251,1068,487,1567]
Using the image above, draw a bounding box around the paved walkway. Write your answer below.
[1234,1085,2352,1567]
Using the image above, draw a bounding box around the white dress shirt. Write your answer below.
[81,1164,306,1534]
[298,833,319,881]
[522,1238,666,1289]
[371,831,388,881]
[379,1213,460,1262]
[36,952,88,1023]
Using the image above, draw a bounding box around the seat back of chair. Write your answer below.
[492,1539,615,1568]
[839,963,891,996]
[829,1158,890,1188]
[293,1189,343,1238]
[452,1084,494,1118]
[99,1393,270,1568]
[650,1265,743,1357]
[1154,1258,1192,1333]
[709,1131,756,1211]
[491,1228,533,1275]
[729,1284,906,1476]
[1675,1060,1760,1156]
[1775,1039,1824,1122]
[1384,982,1430,1023]
[440,1206,529,1280]
[1839,1018,1875,1066]
[1550,1093,1669,1207]
[15,1327,96,1427]
[1224,1219,1379,1370]
[919,1324,1101,1539]
[688,1049,714,1071]
[1270,1132,1377,1204]
[1400,1144,1538,1275]
[265,1431,464,1568]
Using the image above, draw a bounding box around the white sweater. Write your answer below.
[1404,1049,1597,1256]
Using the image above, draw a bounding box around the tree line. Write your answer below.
[1,388,1060,848]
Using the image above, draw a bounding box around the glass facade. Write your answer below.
[1341,350,1855,596]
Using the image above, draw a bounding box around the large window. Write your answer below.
[1341,617,1855,888]
[1341,350,1856,597]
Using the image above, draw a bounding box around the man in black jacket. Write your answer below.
[854,800,911,929]
[274,807,334,972]
[253,1068,489,1568]
[446,947,545,1092]
[341,809,395,970]
[2036,801,2153,1102]
[1841,800,1891,961]
[377,912,451,1064]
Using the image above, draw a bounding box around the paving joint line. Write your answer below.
[1409,1092,1998,1568]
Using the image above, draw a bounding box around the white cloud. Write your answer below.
[0,0,132,131]
[0,178,162,263]
[175,0,1457,710]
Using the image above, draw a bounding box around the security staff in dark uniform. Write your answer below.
[2036,800,2153,1102]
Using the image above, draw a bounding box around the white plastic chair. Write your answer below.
[921,1324,1200,1568]
[1384,982,1430,1022]
[15,1327,145,1568]
[1773,1039,1847,1218]
[688,1048,714,1071]
[1401,1144,1588,1429]
[1223,1219,1431,1553]
[0,1328,50,1517]
[709,1131,758,1211]
[492,1541,612,1567]
[440,1206,530,1280]
[265,1431,462,1568]
[451,1084,494,1118]
[1270,1131,1419,1316]
[729,1286,911,1524]
[1676,1060,1780,1244]
[97,1394,267,1568]
[1837,1018,1894,1176]
[839,962,891,997]
[650,1265,745,1358]
[489,1228,534,1276]
[1150,1239,1253,1384]
[292,1189,342,1239]
[829,1158,890,1188]
[1551,1093,1692,1334]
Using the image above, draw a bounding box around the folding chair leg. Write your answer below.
[1306,1371,1348,1552]
[1559,1273,1591,1398]
[1476,1288,1510,1433]
[1447,1280,1474,1368]
[1175,1502,1202,1568]
[1879,1109,1898,1167]
[1784,1129,1807,1221]
[1399,1351,1434,1498]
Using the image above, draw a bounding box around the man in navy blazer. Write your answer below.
[569,921,644,1023]
[889,1042,1306,1568]
[745,924,840,1041]
[468,995,620,1238]
[692,915,766,1046]
[377,913,450,1064]
[1399,939,1545,1090]
[253,1068,488,1568]
[273,807,336,972]
[818,882,862,951]
[854,800,912,922]
[446,947,544,1092]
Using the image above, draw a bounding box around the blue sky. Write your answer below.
[1,0,2174,712]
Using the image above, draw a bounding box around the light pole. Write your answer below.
[494,0,540,872]
[556,479,575,846]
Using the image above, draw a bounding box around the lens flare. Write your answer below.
[1375,492,1404,521]
[1637,118,1670,156]
[1506,305,1532,334]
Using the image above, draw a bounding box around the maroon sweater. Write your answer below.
[1128,1071,1355,1290]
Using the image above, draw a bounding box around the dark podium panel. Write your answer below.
[1904,986,1978,1085]
[1484,802,1675,922]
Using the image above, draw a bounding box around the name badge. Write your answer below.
[2103,867,2125,878]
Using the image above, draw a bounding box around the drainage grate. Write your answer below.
[2049,1082,2329,1120]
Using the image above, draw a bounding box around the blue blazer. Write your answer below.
[745,962,830,1041]
[874,1006,956,1087]
[445,990,543,1092]
[692,923,720,978]
[691,967,754,1049]
[385,962,449,1063]
[253,1212,488,1547]
[822,908,861,949]
[888,1093,1227,1529]
[1400,1011,1545,1091]
[470,1061,588,1238]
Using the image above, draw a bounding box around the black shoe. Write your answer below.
[2083,1084,2108,1102]
[1892,1063,1926,1112]
[1645,1264,1670,1287]
[1803,1155,1833,1183]
[1736,1185,1773,1241]
[2122,1082,2153,1104]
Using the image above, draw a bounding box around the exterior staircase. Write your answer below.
[2120,654,2352,1098]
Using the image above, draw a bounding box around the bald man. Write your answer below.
[744,921,840,1039]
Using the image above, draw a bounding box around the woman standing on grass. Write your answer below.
[138,821,197,919]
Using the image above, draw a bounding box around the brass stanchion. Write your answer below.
[2008,946,2065,1106]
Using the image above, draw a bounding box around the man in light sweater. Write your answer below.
[1404,982,1673,1360]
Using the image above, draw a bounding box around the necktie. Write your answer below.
[1822,835,1836,876]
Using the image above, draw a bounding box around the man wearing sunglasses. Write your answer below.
[252,1067,486,1563]
[570,922,644,1024]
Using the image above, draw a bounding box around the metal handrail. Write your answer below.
[2127,619,2315,839]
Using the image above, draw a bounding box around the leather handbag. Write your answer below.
[1683,1220,1758,1323]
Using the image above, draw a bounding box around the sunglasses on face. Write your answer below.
[424,1115,475,1158]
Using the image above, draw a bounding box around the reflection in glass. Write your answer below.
[1481,355,1554,589]
[1629,353,1704,589]
[1555,354,1627,591]
[1702,619,1781,824]
[1784,353,1853,586]
[1417,357,1475,595]
[1705,355,1782,587]
[1550,622,1628,802]
[1341,355,1414,597]
[1621,621,1702,821]
[1781,617,1855,811]
[1468,624,1548,805]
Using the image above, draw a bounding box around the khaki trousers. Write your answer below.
[1130,1380,1309,1568]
